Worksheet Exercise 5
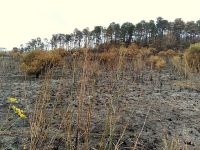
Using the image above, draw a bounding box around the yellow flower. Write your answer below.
[16,108,21,113]
[11,105,26,119]
[8,97,18,103]
[19,113,27,119]
[11,105,16,109]
[11,105,17,113]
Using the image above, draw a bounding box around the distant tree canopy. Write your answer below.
[18,17,200,52]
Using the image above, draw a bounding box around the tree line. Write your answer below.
[17,17,200,52]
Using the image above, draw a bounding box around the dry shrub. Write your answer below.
[188,42,200,54]
[184,43,200,72]
[20,49,63,75]
[170,43,200,88]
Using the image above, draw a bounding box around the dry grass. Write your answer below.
[173,78,200,91]
[167,48,200,94]
[156,59,166,69]
[1,45,199,150]
[163,134,186,150]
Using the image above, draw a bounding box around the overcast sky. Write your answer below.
[0,0,200,50]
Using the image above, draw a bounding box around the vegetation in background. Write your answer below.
[12,17,200,53]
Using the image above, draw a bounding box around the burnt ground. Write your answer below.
[0,58,200,150]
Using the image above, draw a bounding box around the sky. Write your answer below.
[0,0,200,50]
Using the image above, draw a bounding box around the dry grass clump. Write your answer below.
[149,55,160,64]
[156,59,166,69]
[165,50,180,57]
[170,56,183,70]
[163,134,188,150]
[173,79,200,91]
[169,54,193,78]
[20,49,63,76]
[158,51,166,57]
[158,50,182,59]
[149,55,166,70]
